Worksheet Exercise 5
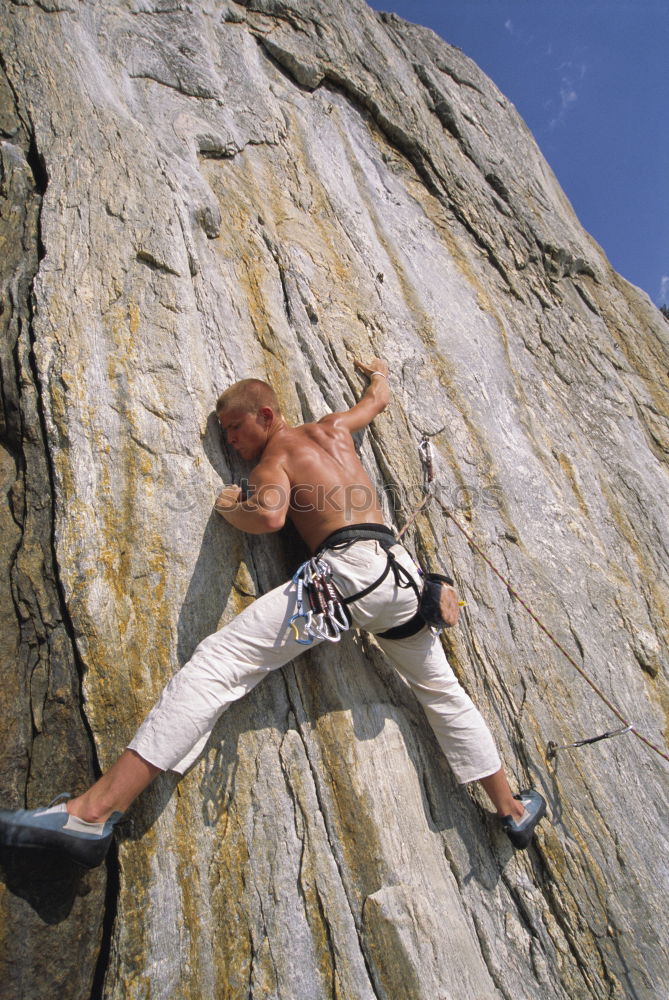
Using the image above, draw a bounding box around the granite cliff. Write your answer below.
[1,1,668,998]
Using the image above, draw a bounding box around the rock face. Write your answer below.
[1,1,668,997]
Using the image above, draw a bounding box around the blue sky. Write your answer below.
[367,0,668,308]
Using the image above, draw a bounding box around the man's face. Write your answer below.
[218,406,267,461]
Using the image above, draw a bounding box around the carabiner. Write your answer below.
[288,612,313,645]
[327,600,350,631]
[307,613,330,641]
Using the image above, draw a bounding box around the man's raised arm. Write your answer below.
[320,357,390,433]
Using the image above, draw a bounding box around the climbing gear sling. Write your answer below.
[289,557,351,644]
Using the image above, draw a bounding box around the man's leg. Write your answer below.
[67,750,161,823]
[68,559,323,821]
[375,627,504,785]
[324,541,502,784]
[478,767,524,820]
[376,628,546,846]
[324,540,546,848]
[123,574,314,775]
[0,574,321,863]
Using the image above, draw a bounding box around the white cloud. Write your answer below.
[504,19,513,33]
[660,276,669,303]
[549,62,587,129]
[559,81,578,110]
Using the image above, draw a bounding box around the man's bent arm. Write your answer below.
[320,357,390,433]
[214,460,290,534]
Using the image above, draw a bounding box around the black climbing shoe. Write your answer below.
[501,790,547,849]
[0,793,122,869]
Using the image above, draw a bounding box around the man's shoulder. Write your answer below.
[278,420,336,442]
[255,425,309,466]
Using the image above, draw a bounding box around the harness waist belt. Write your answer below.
[315,523,396,555]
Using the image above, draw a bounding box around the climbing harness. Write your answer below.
[289,557,351,644]
[288,523,441,644]
[403,433,669,765]
[317,521,460,638]
[546,725,634,760]
[318,524,430,641]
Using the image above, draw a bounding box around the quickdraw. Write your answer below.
[288,558,350,644]
[546,725,634,760]
[418,435,435,493]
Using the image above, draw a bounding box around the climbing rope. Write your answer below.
[405,437,669,765]
[441,504,669,764]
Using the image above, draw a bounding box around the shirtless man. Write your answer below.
[0,358,545,867]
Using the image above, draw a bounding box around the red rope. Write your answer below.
[443,506,669,764]
[396,495,430,541]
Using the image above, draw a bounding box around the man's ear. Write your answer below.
[259,406,274,428]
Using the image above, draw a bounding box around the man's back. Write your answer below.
[252,416,386,552]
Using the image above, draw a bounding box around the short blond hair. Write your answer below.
[216,378,280,415]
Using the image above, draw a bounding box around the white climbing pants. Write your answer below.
[128,540,501,784]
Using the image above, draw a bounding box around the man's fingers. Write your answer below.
[214,485,243,513]
[353,357,387,376]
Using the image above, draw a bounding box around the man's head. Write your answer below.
[216,379,280,417]
[216,379,282,461]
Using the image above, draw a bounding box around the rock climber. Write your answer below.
[0,357,546,867]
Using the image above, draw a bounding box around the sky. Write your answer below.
[366,0,668,309]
